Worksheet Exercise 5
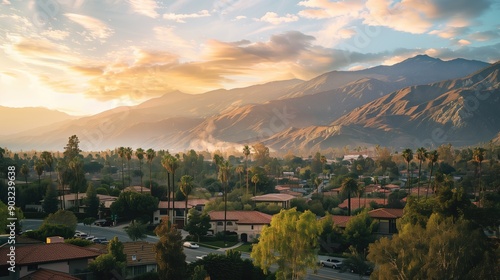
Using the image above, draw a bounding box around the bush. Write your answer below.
[65,238,93,247]
[132,272,159,280]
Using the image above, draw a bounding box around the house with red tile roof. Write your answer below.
[208,210,272,242]
[251,193,295,208]
[0,242,100,280]
[368,208,404,236]
[122,242,157,279]
[338,198,388,211]
[18,268,80,280]
[153,198,209,228]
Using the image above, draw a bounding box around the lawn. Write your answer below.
[199,240,239,249]
[233,243,253,253]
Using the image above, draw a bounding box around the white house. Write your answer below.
[208,210,272,242]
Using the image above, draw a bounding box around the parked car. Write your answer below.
[346,262,373,276]
[320,258,343,269]
[94,219,113,227]
[84,235,95,240]
[196,255,207,260]
[74,232,88,239]
[183,242,200,249]
[91,237,108,244]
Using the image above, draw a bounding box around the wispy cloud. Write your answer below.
[163,10,210,23]
[64,13,114,40]
[128,0,159,18]
[257,12,299,25]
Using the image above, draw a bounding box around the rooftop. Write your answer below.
[251,193,296,202]
[338,198,388,210]
[0,243,100,266]
[209,211,272,225]
[123,241,156,266]
[368,208,404,219]
[18,268,80,280]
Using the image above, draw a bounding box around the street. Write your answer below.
[20,219,369,280]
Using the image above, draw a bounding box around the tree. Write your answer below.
[125,220,147,241]
[83,217,96,235]
[84,183,99,218]
[235,165,244,188]
[154,221,187,280]
[43,209,78,231]
[63,135,81,160]
[34,160,44,187]
[0,201,24,235]
[117,147,126,188]
[69,157,84,211]
[343,210,378,252]
[401,148,413,191]
[136,148,145,192]
[243,145,251,195]
[251,208,323,280]
[184,208,210,242]
[162,153,180,224]
[108,236,126,262]
[473,147,485,206]
[416,147,428,198]
[110,191,158,223]
[56,160,68,209]
[146,148,156,190]
[341,177,359,216]
[426,150,439,198]
[20,163,29,184]
[125,147,133,186]
[251,173,260,196]
[180,175,194,227]
[88,252,125,279]
[40,151,54,182]
[341,246,372,278]
[252,142,270,167]
[42,184,59,214]
[218,159,231,245]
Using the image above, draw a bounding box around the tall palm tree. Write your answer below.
[416,147,428,199]
[180,175,193,227]
[40,151,53,182]
[135,148,145,193]
[162,154,180,225]
[34,160,44,187]
[146,148,156,190]
[218,159,230,245]
[69,157,83,211]
[125,147,133,186]
[402,148,414,193]
[235,165,244,188]
[20,163,29,184]
[243,145,251,195]
[251,173,260,196]
[117,147,125,188]
[56,160,67,209]
[426,150,439,198]
[341,177,359,216]
[473,147,485,207]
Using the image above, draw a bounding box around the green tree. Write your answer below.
[118,146,126,188]
[40,151,54,182]
[88,253,125,279]
[42,184,59,214]
[110,191,158,223]
[0,201,24,234]
[341,245,372,278]
[154,221,187,280]
[342,210,378,252]
[135,148,145,192]
[180,175,194,226]
[34,160,44,187]
[84,183,99,218]
[184,208,210,242]
[251,173,260,196]
[473,147,485,206]
[63,135,81,160]
[416,147,428,198]
[218,159,231,244]
[20,163,29,184]
[108,236,126,262]
[69,157,84,211]
[146,148,156,190]
[125,147,133,186]
[125,220,147,241]
[401,148,413,191]
[83,217,96,235]
[251,208,322,280]
[43,209,78,231]
[341,177,359,216]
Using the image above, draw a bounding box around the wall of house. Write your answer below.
[18,262,68,278]
[237,224,266,242]
[69,259,92,275]
[209,221,238,234]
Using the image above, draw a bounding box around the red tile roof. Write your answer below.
[338,198,388,210]
[329,215,352,228]
[19,268,80,280]
[251,193,295,202]
[209,211,272,225]
[368,208,404,219]
[0,243,100,266]
[122,242,156,266]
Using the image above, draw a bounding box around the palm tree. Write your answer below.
[320,155,327,179]
[235,165,244,188]
[117,147,125,188]
[416,147,428,199]
[341,177,359,216]
[473,147,485,207]
[243,145,251,195]
[402,148,414,193]
[56,160,67,209]
[20,164,29,184]
[40,151,53,182]
[314,176,322,194]
[426,150,439,199]
[251,173,260,196]
[146,148,156,190]
[125,147,133,186]
[162,154,180,225]
[135,148,145,193]
[180,175,193,227]
[69,157,83,211]
[34,160,44,187]
[218,160,231,245]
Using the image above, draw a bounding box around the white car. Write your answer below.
[196,255,207,260]
[183,241,200,249]
[74,232,88,238]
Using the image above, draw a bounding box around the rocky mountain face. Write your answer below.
[1,55,496,154]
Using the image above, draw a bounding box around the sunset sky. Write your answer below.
[1,0,499,116]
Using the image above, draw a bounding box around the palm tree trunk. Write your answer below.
[185,198,188,229]
[478,162,482,207]
[149,162,153,190]
[139,161,143,193]
[121,158,125,188]
[348,193,351,216]
[407,162,411,193]
[417,160,422,199]
[426,163,434,199]
[167,172,170,222]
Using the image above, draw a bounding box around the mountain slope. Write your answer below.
[0,107,78,135]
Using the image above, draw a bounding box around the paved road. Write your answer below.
[20,220,368,280]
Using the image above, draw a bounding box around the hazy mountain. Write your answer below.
[0,106,77,135]
[266,61,500,151]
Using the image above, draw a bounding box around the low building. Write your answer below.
[368,208,404,236]
[251,193,295,209]
[338,198,388,211]
[123,186,151,194]
[153,198,209,228]
[208,210,272,242]
[0,242,100,280]
[57,193,117,212]
[123,242,157,279]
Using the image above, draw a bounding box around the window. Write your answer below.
[27,264,38,271]
[159,209,167,215]
[217,221,223,226]
[227,221,233,226]
[251,225,254,230]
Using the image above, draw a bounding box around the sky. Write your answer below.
[0,0,499,116]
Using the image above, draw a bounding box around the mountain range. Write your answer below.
[1,55,498,154]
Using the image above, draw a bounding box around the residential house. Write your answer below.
[0,242,100,280]
[251,193,295,209]
[123,186,151,194]
[122,242,157,279]
[56,193,117,213]
[338,198,388,211]
[153,198,209,228]
[208,210,272,242]
[368,208,404,236]
[18,268,80,280]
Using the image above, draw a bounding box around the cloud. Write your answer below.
[257,12,299,25]
[41,29,70,40]
[64,13,114,39]
[468,30,500,42]
[128,0,159,18]
[163,10,210,23]
[298,0,363,19]
[2,0,11,5]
